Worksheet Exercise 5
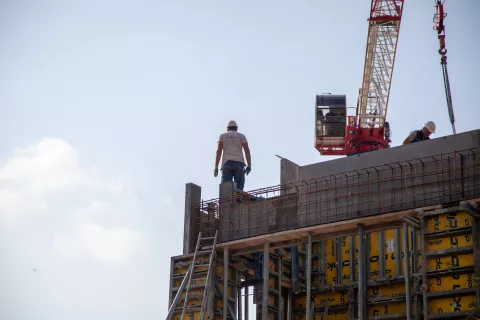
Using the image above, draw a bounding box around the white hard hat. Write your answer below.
[424,121,436,133]
[227,120,237,127]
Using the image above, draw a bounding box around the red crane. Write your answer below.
[315,0,404,156]
[315,0,456,156]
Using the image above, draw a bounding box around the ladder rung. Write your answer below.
[195,264,210,267]
[201,237,215,241]
[192,277,207,281]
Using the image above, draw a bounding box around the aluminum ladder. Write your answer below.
[166,231,218,320]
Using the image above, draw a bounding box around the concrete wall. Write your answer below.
[299,129,480,180]
[215,130,480,242]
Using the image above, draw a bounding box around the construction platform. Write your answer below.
[169,129,480,320]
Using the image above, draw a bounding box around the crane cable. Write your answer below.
[435,0,456,134]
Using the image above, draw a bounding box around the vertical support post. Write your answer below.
[279,252,284,320]
[237,276,242,320]
[306,234,312,320]
[365,233,370,282]
[420,217,428,320]
[349,235,355,283]
[287,288,292,320]
[379,231,386,279]
[411,227,421,320]
[403,223,412,320]
[473,217,480,306]
[319,240,326,286]
[234,270,238,319]
[262,243,270,320]
[395,228,402,275]
[245,286,249,320]
[358,224,365,320]
[224,249,229,320]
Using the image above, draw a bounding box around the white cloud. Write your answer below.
[0,137,142,266]
[53,223,142,265]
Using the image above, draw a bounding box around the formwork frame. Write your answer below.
[186,202,479,320]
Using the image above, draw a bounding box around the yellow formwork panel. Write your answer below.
[325,239,337,285]
[426,234,473,252]
[427,254,474,271]
[215,262,235,280]
[384,229,398,277]
[428,295,478,314]
[341,236,354,284]
[428,273,476,292]
[294,291,349,309]
[369,232,380,280]
[367,283,406,300]
[425,211,473,233]
[367,303,407,317]
[217,282,235,297]
[294,309,349,320]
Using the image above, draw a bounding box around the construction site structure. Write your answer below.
[167,129,480,320]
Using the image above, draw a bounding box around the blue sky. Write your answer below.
[1,0,478,319]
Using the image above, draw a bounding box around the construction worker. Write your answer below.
[403,121,436,145]
[214,120,251,191]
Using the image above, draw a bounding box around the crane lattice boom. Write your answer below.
[358,0,404,129]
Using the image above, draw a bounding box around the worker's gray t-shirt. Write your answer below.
[219,131,248,165]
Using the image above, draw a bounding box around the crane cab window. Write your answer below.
[315,95,347,138]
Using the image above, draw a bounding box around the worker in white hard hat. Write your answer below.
[402,121,436,145]
[214,120,251,191]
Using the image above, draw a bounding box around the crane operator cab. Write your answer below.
[315,94,347,155]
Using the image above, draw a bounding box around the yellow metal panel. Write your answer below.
[340,236,352,284]
[367,303,407,317]
[325,239,337,286]
[369,232,380,280]
[428,295,478,314]
[426,234,472,252]
[384,229,398,277]
[425,211,472,233]
[428,273,476,292]
[294,291,349,309]
[367,283,406,300]
[172,311,201,320]
[427,254,474,271]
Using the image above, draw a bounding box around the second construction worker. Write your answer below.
[214,120,251,191]
[403,121,436,145]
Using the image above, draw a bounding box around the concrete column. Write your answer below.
[183,183,201,254]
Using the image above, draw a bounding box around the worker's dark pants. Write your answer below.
[221,160,246,191]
